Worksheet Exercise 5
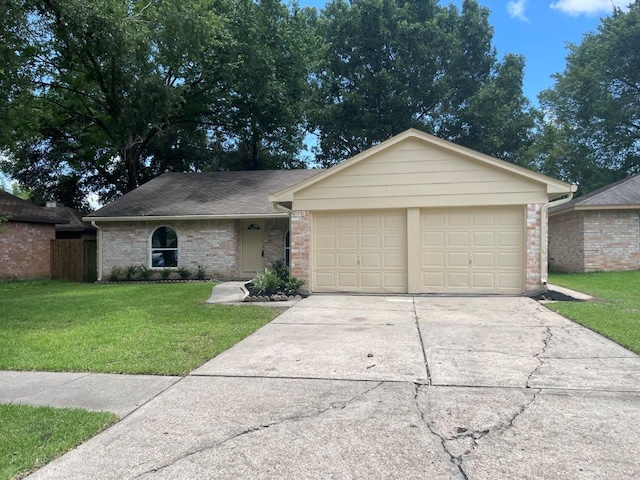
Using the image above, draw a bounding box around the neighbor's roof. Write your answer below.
[48,206,97,232]
[0,191,68,224]
[550,175,640,215]
[87,170,322,220]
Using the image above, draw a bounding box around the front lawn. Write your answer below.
[0,281,279,375]
[0,404,116,480]
[547,271,640,354]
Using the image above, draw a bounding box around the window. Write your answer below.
[151,226,178,268]
[284,230,290,266]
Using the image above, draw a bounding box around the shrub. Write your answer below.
[107,267,121,282]
[160,268,172,280]
[177,267,191,280]
[196,264,207,280]
[283,276,305,296]
[138,265,153,281]
[124,265,140,281]
[271,260,289,283]
[252,268,283,295]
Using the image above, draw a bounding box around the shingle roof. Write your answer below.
[49,206,96,232]
[0,191,69,224]
[88,170,322,218]
[550,175,640,215]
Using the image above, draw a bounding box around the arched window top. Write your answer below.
[151,226,178,268]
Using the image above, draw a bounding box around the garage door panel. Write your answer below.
[421,207,524,294]
[448,232,469,247]
[313,211,407,293]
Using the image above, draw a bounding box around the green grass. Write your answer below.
[547,270,640,354]
[0,281,280,375]
[0,404,117,480]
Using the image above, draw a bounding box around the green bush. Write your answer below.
[271,260,289,283]
[160,268,172,280]
[196,264,207,280]
[107,267,121,282]
[177,267,191,279]
[138,265,153,280]
[252,268,283,295]
[125,265,140,281]
[283,277,304,295]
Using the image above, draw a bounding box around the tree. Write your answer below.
[310,0,536,166]
[1,0,236,208]
[537,1,640,193]
[215,0,316,171]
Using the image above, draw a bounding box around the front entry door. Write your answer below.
[242,220,265,274]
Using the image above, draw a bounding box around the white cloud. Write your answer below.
[507,0,529,21]
[550,0,628,16]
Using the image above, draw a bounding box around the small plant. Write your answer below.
[196,264,207,280]
[177,267,191,280]
[160,268,172,280]
[107,267,121,282]
[125,265,140,281]
[252,268,283,295]
[283,276,305,296]
[138,265,153,281]
[271,260,289,283]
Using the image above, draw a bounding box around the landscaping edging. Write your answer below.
[240,281,302,303]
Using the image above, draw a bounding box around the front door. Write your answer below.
[242,220,265,274]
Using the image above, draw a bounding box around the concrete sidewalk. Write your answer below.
[0,371,180,417]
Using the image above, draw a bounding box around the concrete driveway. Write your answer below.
[27,296,640,479]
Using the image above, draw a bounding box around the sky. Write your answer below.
[298,0,630,104]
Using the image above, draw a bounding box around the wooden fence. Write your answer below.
[51,239,97,282]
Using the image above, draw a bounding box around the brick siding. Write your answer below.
[289,210,311,290]
[99,220,241,280]
[263,218,289,268]
[0,221,56,280]
[526,203,544,293]
[549,210,640,273]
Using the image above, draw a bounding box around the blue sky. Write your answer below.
[298,0,629,104]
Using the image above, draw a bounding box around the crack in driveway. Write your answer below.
[526,326,553,388]
[132,381,384,479]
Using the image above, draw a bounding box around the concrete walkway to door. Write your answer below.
[26,295,640,480]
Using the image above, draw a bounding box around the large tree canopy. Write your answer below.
[1,0,537,208]
[536,1,640,194]
[309,0,536,166]
[0,0,314,208]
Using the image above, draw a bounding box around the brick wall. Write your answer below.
[263,218,289,268]
[99,220,241,280]
[0,221,56,280]
[549,210,640,273]
[584,210,640,272]
[548,211,584,272]
[525,203,544,293]
[289,210,311,290]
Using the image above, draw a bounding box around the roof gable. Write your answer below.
[88,170,321,220]
[550,175,640,215]
[270,129,575,204]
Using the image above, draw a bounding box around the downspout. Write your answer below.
[540,191,575,285]
[91,221,102,282]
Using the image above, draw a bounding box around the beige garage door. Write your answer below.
[312,211,407,293]
[420,207,524,294]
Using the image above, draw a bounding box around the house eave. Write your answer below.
[549,204,640,216]
[84,213,290,223]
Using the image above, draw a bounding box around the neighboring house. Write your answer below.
[87,129,575,295]
[549,175,640,273]
[45,202,97,240]
[0,191,68,280]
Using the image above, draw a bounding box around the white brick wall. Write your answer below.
[99,220,241,280]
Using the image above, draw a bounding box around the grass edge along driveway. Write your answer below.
[0,404,117,480]
[0,281,281,375]
[547,270,640,355]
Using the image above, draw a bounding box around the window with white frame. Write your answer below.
[151,226,178,268]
